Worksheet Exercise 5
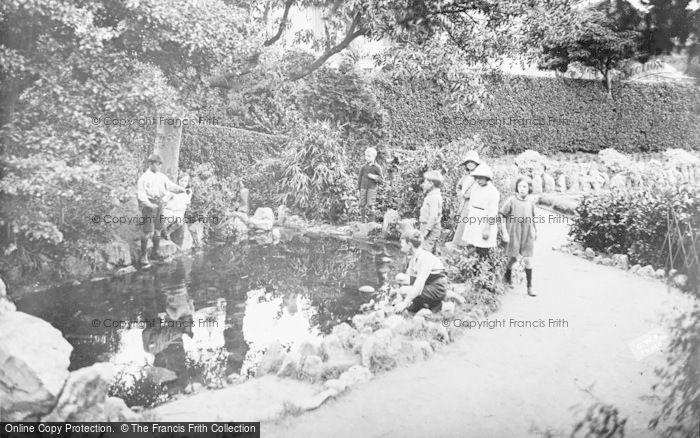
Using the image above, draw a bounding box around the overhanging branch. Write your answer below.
[264,0,295,46]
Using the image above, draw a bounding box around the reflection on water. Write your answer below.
[15,235,403,405]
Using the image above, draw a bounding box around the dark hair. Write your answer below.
[400,229,423,248]
[514,176,533,194]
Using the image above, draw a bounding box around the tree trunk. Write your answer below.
[154,119,182,182]
[603,72,612,99]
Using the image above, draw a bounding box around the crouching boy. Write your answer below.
[394,229,448,313]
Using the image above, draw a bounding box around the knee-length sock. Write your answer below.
[525,268,532,287]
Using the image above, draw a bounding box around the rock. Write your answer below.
[226,373,244,385]
[542,173,556,192]
[323,378,349,393]
[257,340,285,375]
[398,340,433,362]
[668,269,678,277]
[146,366,178,384]
[103,397,140,422]
[271,228,281,244]
[673,274,688,288]
[609,174,627,189]
[188,222,207,247]
[231,215,249,242]
[337,365,372,390]
[248,208,275,231]
[0,311,73,421]
[654,269,666,279]
[382,209,400,234]
[62,255,92,278]
[584,248,595,259]
[294,341,317,358]
[572,249,584,257]
[358,285,375,293]
[556,174,567,192]
[116,266,137,276]
[277,205,290,225]
[593,255,603,264]
[285,215,307,230]
[301,355,323,381]
[638,265,655,278]
[101,241,132,267]
[600,258,615,267]
[171,224,193,251]
[0,277,5,297]
[611,254,629,270]
[360,329,400,371]
[532,174,543,194]
[440,301,456,315]
[352,310,385,332]
[331,323,358,348]
[276,351,302,378]
[42,362,115,421]
[156,240,179,259]
[630,264,641,274]
[0,297,16,315]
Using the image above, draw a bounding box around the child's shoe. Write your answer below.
[527,286,536,297]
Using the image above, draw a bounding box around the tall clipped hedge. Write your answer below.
[376,75,700,154]
[179,125,285,178]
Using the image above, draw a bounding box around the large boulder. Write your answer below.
[42,363,115,421]
[188,222,207,247]
[0,312,73,421]
[257,340,285,375]
[360,329,401,371]
[155,239,179,259]
[248,208,275,231]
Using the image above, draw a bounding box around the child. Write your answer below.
[357,147,383,222]
[451,150,481,246]
[500,176,537,297]
[236,179,250,215]
[393,229,447,313]
[161,173,192,241]
[419,170,444,254]
[462,164,499,259]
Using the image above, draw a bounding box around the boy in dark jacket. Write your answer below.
[358,147,383,222]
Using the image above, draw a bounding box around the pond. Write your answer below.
[15,232,405,406]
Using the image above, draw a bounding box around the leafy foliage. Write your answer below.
[276,121,355,222]
[570,185,700,288]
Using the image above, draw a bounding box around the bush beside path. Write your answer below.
[262,209,696,438]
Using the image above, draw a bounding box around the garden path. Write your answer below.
[263,208,696,438]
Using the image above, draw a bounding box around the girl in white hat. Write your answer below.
[451,150,481,246]
[461,163,500,258]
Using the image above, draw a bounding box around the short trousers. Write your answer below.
[140,204,163,233]
[359,188,377,207]
[421,228,441,254]
[407,295,443,313]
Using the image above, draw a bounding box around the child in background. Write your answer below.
[500,176,537,297]
[462,164,499,259]
[419,170,444,254]
[358,147,383,222]
[161,173,192,241]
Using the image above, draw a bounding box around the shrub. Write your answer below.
[276,121,356,223]
[570,185,700,287]
[188,163,240,241]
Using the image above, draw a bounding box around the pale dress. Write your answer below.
[461,183,499,248]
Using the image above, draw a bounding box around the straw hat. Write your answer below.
[471,164,494,180]
[461,150,481,166]
[423,170,444,184]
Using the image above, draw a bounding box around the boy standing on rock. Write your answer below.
[358,147,383,223]
[137,153,185,266]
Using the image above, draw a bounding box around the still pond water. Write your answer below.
[16,233,404,404]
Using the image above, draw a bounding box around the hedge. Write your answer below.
[179,125,286,178]
[376,75,700,154]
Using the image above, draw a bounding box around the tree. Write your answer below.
[534,3,641,97]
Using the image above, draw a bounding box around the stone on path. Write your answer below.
[612,254,629,270]
[358,285,375,293]
[0,311,73,421]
